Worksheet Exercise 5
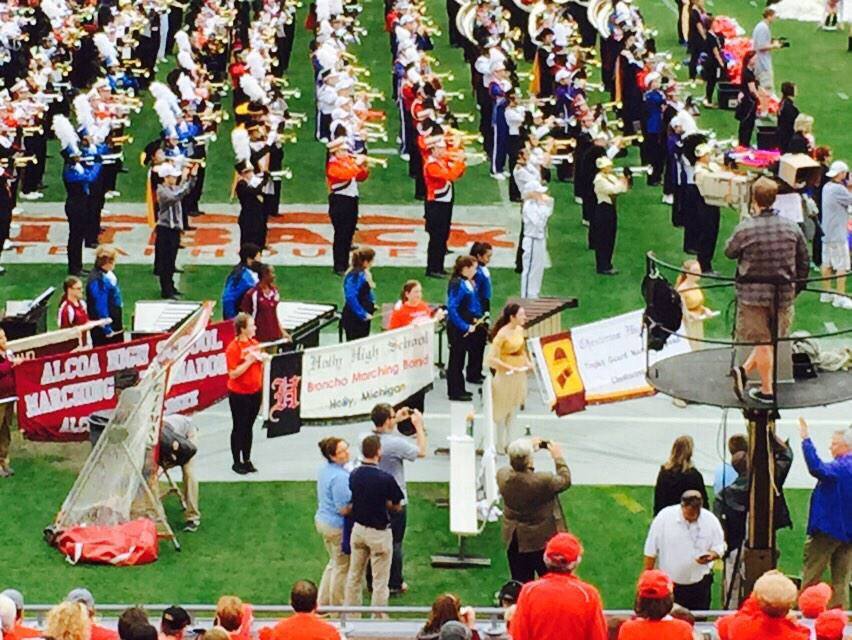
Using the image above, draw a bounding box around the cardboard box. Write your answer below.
[778,153,822,188]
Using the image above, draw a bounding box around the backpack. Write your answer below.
[641,271,682,351]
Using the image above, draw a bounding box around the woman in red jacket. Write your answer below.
[57,276,90,329]
[617,570,693,640]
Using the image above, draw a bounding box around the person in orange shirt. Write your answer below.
[388,280,443,329]
[815,609,848,640]
[326,137,369,275]
[258,581,340,640]
[0,590,41,640]
[423,137,466,278]
[65,589,118,640]
[716,571,810,640]
[214,597,253,640]
[617,571,694,640]
[225,313,268,475]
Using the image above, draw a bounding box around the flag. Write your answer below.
[537,331,586,416]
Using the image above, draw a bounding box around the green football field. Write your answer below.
[0,0,849,610]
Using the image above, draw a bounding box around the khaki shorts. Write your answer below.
[822,241,851,272]
[736,303,794,344]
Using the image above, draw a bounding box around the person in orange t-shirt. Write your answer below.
[259,580,340,640]
[65,588,118,640]
[215,597,254,640]
[0,589,41,640]
[716,571,809,640]
[225,313,267,476]
[617,571,694,640]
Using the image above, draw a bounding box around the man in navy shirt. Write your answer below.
[798,417,852,608]
[344,435,404,614]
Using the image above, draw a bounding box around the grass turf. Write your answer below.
[0,0,847,609]
[0,444,814,608]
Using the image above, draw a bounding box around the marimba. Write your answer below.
[506,297,578,339]
[132,301,202,337]
[276,302,338,348]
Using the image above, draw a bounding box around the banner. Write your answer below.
[531,332,587,416]
[14,321,235,441]
[263,321,435,423]
[571,309,690,403]
[263,348,304,438]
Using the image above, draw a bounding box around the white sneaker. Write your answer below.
[3,239,12,250]
[20,192,40,201]
[832,295,852,310]
[662,194,674,205]
[820,293,834,303]
[491,173,506,181]
[574,197,583,205]
[399,153,410,161]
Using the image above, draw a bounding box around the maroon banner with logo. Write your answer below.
[14,321,236,442]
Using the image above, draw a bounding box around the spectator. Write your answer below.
[726,177,809,404]
[416,594,479,640]
[797,582,832,619]
[653,436,709,515]
[387,280,440,329]
[0,590,39,640]
[367,402,427,595]
[616,570,693,639]
[221,243,261,320]
[258,580,340,640]
[0,328,22,477]
[716,570,809,640]
[445,255,485,401]
[713,451,749,608]
[819,161,852,310]
[129,626,157,640]
[161,415,201,532]
[751,8,780,94]
[497,438,571,582]
[468,242,493,381]
[343,435,404,615]
[0,595,15,639]
[315,436,352,607]
[117,608,149,640]
[44,602,91,640]
[798,418,852,608]
[58,276,89,329]
[239,263,290,343]
[787,114,815,156]
[713,434,748,495]
[86,246,124,346]
[438,621,473,640]
[777,82,800,153]
[160,607,191,640]
[510,533,607,640]
[643,490,725,611]
[66,588,118,640]
[341,248,376,341]
[214,596,252,640]
[814,610,848,640]
[200,629,229,640]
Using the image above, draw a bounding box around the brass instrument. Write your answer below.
[597,100,622,111]
[614,165,652,176]
[454,112,475,122]
[359,90,386,101]
[270,168,293,180]
[349,66,371,78]
[443,91,464,100]
[21,126,43,135]
[617,134,644,145]
[111,135,135,145]
[195,132,218,144]
[446,128,483,144]
[199,111,227,124]
[80,152,124,164]
[0,155,37,167]
[550,154,574,162]
[549,139,577,149]
[355,155,388,168]
[271,77,290,87]
[280,88,302,99]
[433,72,455,82]
[184,158,206,167]
[277,133,298,144]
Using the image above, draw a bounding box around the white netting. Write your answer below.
[53,303,214,531]
[772,0,851,22]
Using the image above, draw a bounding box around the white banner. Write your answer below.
[572,309,691,403]
[299,321,436,420]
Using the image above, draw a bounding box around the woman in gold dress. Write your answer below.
[488,303,533,453]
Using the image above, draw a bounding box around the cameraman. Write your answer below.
[366,402,427,595]
[752,8,786,95]
[497,438,572,583]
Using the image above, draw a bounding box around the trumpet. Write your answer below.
[614,165,652,176]
[432,72,454,82]
[596,100,622,111]
[447,149,486,163]
[349,66,371,78]
[0,155,37,167]
[443,91,464,100]
[355,154,388,168]
[516,71,532,80]
[550,154,574,163]
[271,77,290,87]
[270,168,293,180]
[80,152,123,164]
[277,133,298,144]
[200,111,227,124]
[183,157,206,167]
[195,132,218,144]
[586,82,605,93]
[454,112,475,122]
[359,90,386,101]
[280,88,302,99]
[618,134,644,145]
[111,134,134,145]
[549,139,577,149]
[21,126,43,135]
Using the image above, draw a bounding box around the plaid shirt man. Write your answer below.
[724,208,810,308]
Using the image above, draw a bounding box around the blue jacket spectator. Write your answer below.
[221,244,261,320]
[86,248,123,345]
[802,432,852,543]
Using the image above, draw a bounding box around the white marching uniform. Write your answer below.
[520,186,554,299]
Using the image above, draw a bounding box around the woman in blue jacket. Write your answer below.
[341,248,376,341]
[221,243,261,320]
[86,246,123,346]
[446,255,484,401]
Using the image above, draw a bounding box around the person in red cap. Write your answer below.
[716,570,809,640]
[814,609,848,640]
[798,582,832,619]
[617,571,694,639]
[509,533,607,640]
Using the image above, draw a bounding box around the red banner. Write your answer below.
[14,321,235,441]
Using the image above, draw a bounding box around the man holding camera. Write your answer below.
[497,437,572,583]
[365,402,427,595]
[752,8,786,95]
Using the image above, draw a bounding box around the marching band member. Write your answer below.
[520,180,554,299]
[341,247,377,341]
[326,137,370,276]
[235,161,271,250]
[445,254,484,402]
[154,161,198,300]
[58,276,89,329]
[592,156,630,276]
[642,72,665,186]
[423,134,466,278]
[691,143,721,275]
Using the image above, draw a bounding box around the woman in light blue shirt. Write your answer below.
[315,436,352,607]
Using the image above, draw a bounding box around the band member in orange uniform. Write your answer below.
[423,135,466,278]
[326,138,370,275]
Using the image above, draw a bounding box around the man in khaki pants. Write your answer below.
[344,435,404,616]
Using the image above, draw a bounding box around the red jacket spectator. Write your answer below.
[91,624,119,640]
[717,572,810,640]
[617,570,693,640]
[510,534,607,640]
[258,613,339,640]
